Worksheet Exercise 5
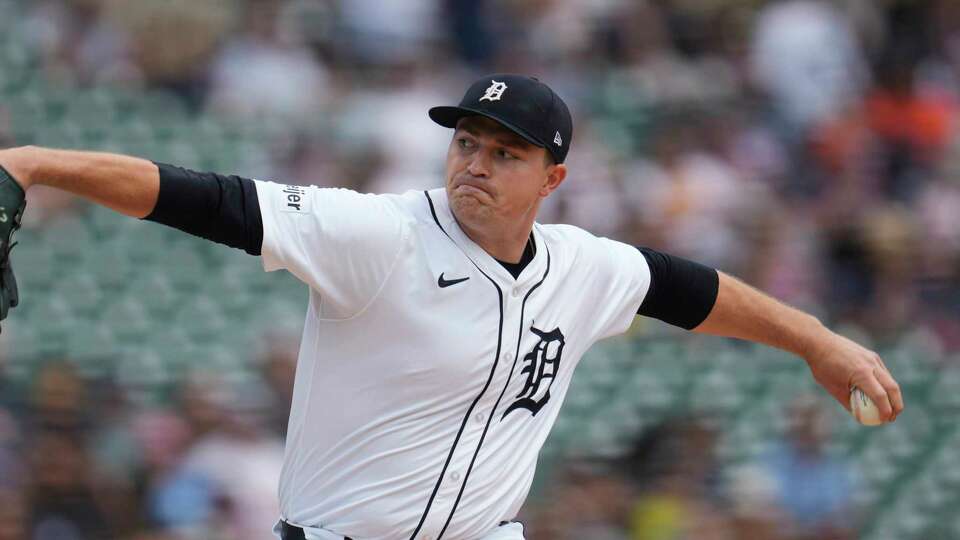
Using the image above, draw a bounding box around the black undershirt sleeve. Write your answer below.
[143,162,264,256]
[636,247,719,330]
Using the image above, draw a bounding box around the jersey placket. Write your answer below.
[437,256,550,538]
[428,299,520,540]
[414,292,507,540]
[416,192,547,539]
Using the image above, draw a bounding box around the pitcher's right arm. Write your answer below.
[0,145,263,255]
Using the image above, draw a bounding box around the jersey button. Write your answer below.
[451,471,461,482]
[512,288,521,298]
[503,352,513,362]
[475,412,485,423]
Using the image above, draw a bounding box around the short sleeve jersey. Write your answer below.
[256,182,652,540]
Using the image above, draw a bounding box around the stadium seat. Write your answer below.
[927,366,960,411]
[101,298,152,345]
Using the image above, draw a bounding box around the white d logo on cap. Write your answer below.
[479,80,508,102]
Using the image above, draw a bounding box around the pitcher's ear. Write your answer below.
[540,163,567,197]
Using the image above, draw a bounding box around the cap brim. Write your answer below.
[428,106,545,148]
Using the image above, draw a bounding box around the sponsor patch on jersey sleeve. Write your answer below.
[279,184,311,214]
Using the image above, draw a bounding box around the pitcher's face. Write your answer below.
[445,116,564,232]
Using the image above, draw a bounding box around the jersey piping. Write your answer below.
[410,191,506,540]
[438,241,551,538]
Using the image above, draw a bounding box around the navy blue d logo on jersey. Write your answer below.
[503,325,565,419]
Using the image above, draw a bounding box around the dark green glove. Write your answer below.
[0,165,25,331]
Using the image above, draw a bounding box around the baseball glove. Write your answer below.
[0,165,25,331]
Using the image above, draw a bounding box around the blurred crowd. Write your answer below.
[0,344,297,540]
[1,0,954,538]
[13,0,960,350]
[0,353,860,539]
[524,398,858,540]
[14,0,960,350]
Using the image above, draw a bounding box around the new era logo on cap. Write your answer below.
[428,73,573,164]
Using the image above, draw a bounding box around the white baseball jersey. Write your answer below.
[256,182,652,540]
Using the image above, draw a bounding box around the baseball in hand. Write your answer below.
[850,386,883,426]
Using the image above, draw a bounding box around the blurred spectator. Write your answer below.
[750,0,868,133]
[130,409,196,530]
[915,131,960,350]
[25,429,111,539]
[0,363,24,493]
[120,1,236,108]
[337,0,440,66]
[916,131,960,270]
[206,0,331,125]
[538,121,631,239]
[614,3,740,109]
[820,203,921,343]
[86,381,147,537]
[442,0,497,68]
[172,376,283,540]
[25,0,135,86]
[762,396,857,540]
[526,461,632,540]
[0,408,20,492]
[624,118,765,271]
[26,362,89,433]
[739,203,824,313]
[865,46,956,202]
[624,417,731,540]
[352,67,456,194]
[177,372,227,441]
[723,463,786,540]
[0,488,27,540]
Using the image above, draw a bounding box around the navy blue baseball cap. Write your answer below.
[429,74,573,164]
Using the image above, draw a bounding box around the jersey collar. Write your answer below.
[427,188,548,287]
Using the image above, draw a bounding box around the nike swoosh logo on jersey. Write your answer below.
[438,273,470,288]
